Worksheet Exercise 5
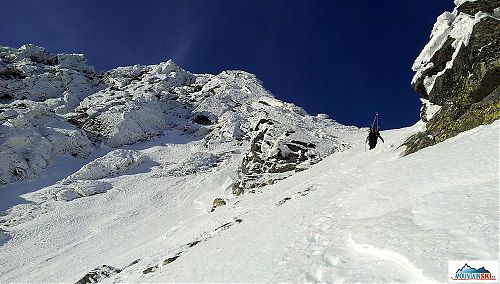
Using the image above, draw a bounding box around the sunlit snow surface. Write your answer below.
[0,120,497,283]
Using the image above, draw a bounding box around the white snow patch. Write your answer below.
[55,189,82,201]
[53,180,113,201]
[348,238,436,283]
[420,99,442,121]
[454,0,478,6]
[64,149,146,181]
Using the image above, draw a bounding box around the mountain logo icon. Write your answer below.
[451,263,497,281]
[456,264,491,274]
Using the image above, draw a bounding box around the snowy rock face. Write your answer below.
[235,115,350,193]
[71,61,196,147]
[169,70,354,193]
[75,264,122,284]
[0,44,359,189]
[406,0,500,154]
[158,151,221,177]
[0,44,103,105]
[0,101,93,185]
[68,64,355,193]
[0,45,102,185]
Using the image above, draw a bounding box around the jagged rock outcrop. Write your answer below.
[405,0,500,154]
[182,70,355,193]
[233,115,351,194]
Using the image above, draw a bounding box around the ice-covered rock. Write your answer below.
[233,117,351,193]
[0,45,103,185]
[67,64,358,191]
[411,0,499,98]
[193,72,353,193]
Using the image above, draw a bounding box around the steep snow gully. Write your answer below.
[0,119,498,283]
[1,2,499,280]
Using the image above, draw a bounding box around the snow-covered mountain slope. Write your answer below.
[0,120,497,283]
[0,44,370,282]
[1,45,356,191]
[1,26,498,283]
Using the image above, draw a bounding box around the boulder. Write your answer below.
[76,265,121,284]
[211,198,226,212]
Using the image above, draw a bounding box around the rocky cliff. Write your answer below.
[405,0,500,154]
[0,44,360,192]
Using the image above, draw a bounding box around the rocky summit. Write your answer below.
[405,0,500,154]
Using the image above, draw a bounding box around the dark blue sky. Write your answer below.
[0,0,454,129]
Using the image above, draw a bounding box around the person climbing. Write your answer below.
[366,127,384,150]
[365,112,384,150]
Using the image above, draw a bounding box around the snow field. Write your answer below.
[0,120,496,283]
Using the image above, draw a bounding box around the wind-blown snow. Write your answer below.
[0,120,497,283]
